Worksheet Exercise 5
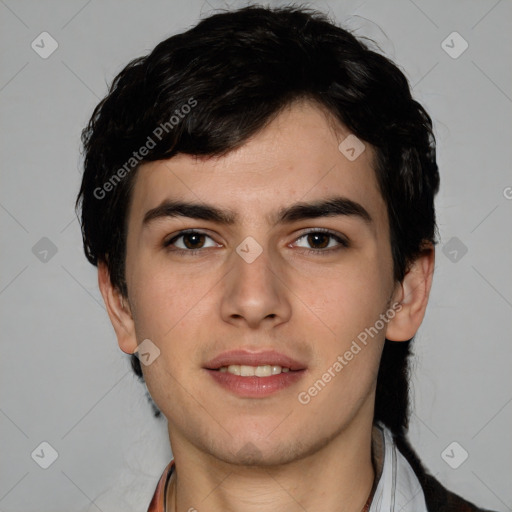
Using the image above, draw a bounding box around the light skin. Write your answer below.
[98,100,434,512]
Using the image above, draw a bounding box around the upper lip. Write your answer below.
[204,350,306,371]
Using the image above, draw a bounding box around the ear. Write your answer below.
[97,262,138,354]
[385,244,435,342]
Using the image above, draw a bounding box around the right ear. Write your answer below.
[97,262,138,354]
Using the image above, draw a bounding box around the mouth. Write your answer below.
[217,364,291,377]
[204,350,307,397]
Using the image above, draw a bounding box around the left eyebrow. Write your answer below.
[142,196,373,227]
[274,196,373,226]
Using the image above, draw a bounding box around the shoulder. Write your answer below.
[385,425,497,512]
[421,472,497,512]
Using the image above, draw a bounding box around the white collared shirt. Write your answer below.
[370,422,428,511]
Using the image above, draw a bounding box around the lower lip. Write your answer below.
[206,369,305,397]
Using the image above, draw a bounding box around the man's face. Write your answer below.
[123,100,398,465]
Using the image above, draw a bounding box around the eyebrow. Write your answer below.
[143,196,373,227]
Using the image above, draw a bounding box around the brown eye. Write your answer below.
[294,229,349,253]
[164,230,219,252]
[306,232,330,249]
[181,232,206,249]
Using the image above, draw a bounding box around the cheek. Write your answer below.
[298,267,387,415]
[126,261,218,386]
[297,258,391,410]
[303,258,390,338]
[128,270,210,415]
[127,255,205,338]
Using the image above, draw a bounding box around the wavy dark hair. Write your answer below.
[76,3,439,477]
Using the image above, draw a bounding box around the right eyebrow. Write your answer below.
[143,200,236,226]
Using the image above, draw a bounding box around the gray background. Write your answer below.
[1,0,511,511]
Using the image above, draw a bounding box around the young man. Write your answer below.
[76,6,496,512]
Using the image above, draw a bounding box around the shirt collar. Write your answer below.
[369,422,428,511]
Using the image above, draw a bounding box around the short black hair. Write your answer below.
[76,5,439,442]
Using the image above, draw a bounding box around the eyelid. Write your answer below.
[292,228,349,250]
[163,229,221,250]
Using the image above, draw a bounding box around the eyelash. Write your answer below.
[163,228,349,256]
[296,229,350,255]
[163,230,218,255]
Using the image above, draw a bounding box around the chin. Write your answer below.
[204,431,318,468]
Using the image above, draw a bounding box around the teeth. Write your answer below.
[219,364,291,376]
[240,365,255,376]
[227,364,241,375]
[255,365,271,376]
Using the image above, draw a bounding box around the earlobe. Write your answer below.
[385,245,435,342]
[97,262,138,354]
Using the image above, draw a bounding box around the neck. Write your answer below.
[166,417,376,512]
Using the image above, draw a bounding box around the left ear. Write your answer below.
[385,244,435,342]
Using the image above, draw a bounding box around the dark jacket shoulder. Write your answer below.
[421,472,498,512]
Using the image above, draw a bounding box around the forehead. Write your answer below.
[128,101,387,232]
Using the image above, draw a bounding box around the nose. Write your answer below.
[219,243,292,330]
